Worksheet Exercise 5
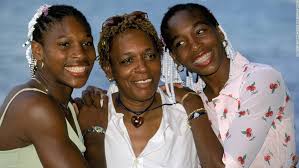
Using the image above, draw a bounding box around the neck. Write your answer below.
[117,92,156,116]
[201,57,230,95]
[34,72,73,106]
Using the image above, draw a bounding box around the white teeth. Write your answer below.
[135,79,152,84]
[65,66,86,73]
[194,52,212,65]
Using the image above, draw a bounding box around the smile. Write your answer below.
[193,52,212,66]
[134,78,152,84]
[65,66,88,73]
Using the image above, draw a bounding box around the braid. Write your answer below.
[24,4,91,77]
[98,12,164,69]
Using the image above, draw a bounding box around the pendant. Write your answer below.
[131,116,144,128]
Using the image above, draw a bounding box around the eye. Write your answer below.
[174,41,185,48]
[120,57,133,65]
[195,27,208,36]
[144,52,157,60]
[58,42,70,48]
[82,41,93,47]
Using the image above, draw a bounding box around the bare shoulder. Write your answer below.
[0,84,66,144]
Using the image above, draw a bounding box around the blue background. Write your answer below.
[0,0,297,153]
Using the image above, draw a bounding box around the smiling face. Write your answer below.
[167,9,228,77]
[36,16,95,88]
[105,29,161,102]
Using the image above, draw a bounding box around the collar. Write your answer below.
[219,52,250,99]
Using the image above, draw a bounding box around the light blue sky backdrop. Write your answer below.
[0,0,297,152]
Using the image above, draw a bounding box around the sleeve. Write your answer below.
[222,66,287,168]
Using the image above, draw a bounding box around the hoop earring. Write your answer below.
[41,62,44,69]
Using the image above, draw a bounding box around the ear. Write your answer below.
[31,41,43,61]
[102,63,114,81]
[216,27,225,41]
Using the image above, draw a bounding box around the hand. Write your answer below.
[160,83,195,104]
[76,86,108,132]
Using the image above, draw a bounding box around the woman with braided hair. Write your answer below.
[160,3,296,168]
[78,10,225,168]
[0,4,106,168]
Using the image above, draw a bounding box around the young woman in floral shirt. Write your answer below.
[160,3,296,168]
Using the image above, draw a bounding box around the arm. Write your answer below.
[77,86,108,168]
[222,68,286,168]
[21,93,89,168]
[164,84,224,168]
[182,92,224,168]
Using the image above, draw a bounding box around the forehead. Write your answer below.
[43,16,90,39]
[167,9,211,33]
[111,29,154,53]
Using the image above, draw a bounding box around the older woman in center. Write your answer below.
[78,11,224,168]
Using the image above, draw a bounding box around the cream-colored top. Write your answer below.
[0,88,86,168]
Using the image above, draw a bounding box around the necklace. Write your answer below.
[116,94,155,128]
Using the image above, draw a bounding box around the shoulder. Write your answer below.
[242,62,284,83]
[5,87,66,136]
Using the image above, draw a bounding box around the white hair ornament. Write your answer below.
[23,4,51,77]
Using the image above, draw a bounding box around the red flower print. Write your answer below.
[276,115,283,122]
[264,154,271,165]
[245,128,252,137]
[242,128,255,141]
[291,153,297,165]
[243,66,248,72]
[238,111,246,117]
[246,82,257,94]
[238,154,247,166]
[278,106,285,114]
[222,108,228,119]
[237,109,249,117]
[286,93,290,103]
[283,133,291,147]
[269,83,278,93]
[285,134,291,143]
[263,107,273,121]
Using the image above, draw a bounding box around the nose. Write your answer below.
[134,57,147,73]
[190,37,200,51]
[72,44,85,59]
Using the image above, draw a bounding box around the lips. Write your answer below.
[65,65,90,77]
[193,51,212,67]
[134,78,152,84]
[133,78,153,88]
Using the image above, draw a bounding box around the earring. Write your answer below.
[41,62,44,69]
[30,58,37,77]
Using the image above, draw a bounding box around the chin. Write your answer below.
[69,79,88,88]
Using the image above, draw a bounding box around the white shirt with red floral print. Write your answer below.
[198,52,296,168]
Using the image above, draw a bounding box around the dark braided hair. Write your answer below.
[32,5,91,44]
[98,11,164,68]
[160,3,219,51]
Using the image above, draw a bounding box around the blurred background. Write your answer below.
[0,0,297,153]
